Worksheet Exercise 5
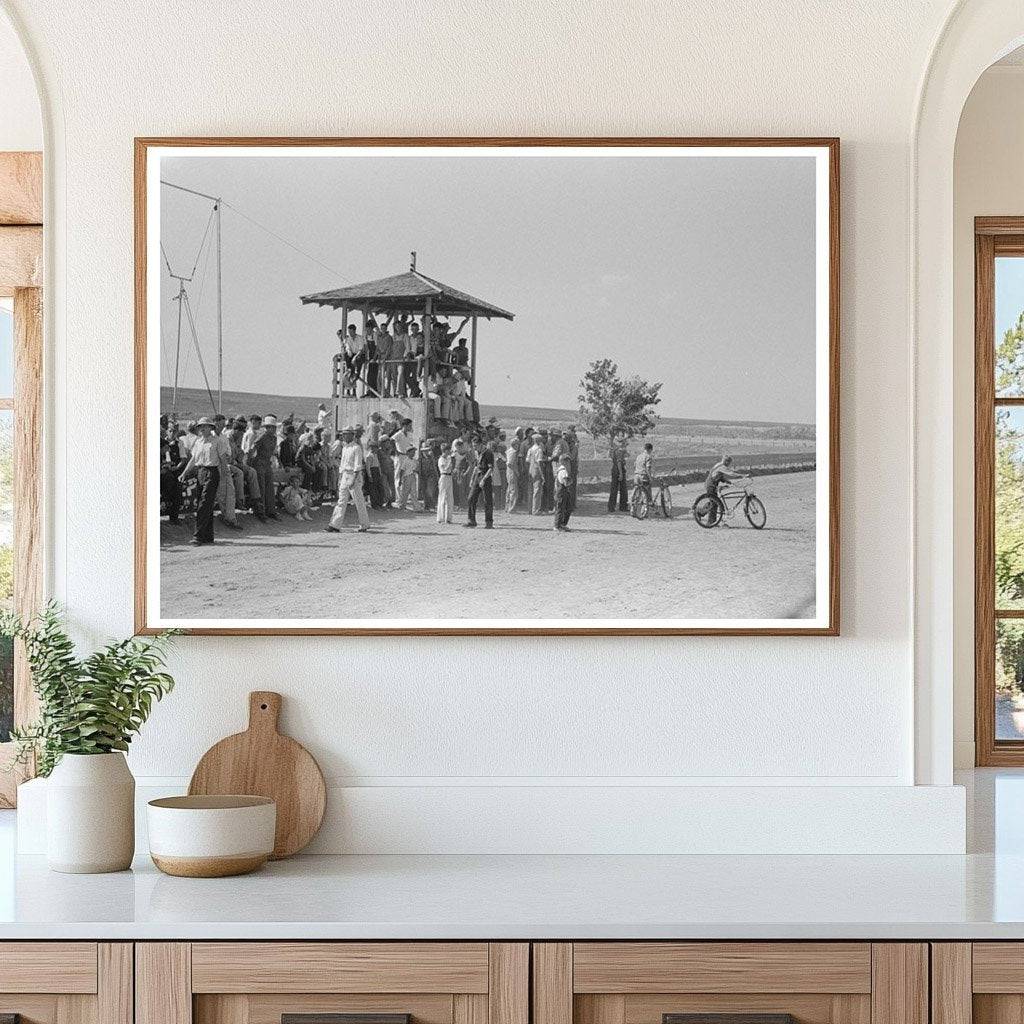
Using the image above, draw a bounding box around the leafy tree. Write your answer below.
[996,315,1024,610]
[577,358,662,451]
[998,312,1024,396]
[997,621,1024,693]
[996,410,1024,607]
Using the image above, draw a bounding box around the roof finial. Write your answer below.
[410,250,417,272]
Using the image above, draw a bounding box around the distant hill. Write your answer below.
[160,386,812,433]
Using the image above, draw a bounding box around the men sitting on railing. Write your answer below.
[332,315,479,406]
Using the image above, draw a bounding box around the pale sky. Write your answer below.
[159,151,818,422]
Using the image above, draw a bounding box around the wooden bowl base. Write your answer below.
[151,853,268,878]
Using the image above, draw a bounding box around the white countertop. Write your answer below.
[1,770,1022,941]
[1,849,1023,940]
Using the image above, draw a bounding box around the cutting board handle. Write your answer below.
[248,691,282,734]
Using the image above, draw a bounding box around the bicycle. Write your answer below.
[630,474,674,520]
[692,476,766,529]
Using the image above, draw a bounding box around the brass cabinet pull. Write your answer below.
[664,1016,797,1024]
[283,1016,411,1024]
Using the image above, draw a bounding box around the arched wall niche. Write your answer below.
[913,0,1024,784]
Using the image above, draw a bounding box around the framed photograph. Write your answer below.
[135,137,839,636]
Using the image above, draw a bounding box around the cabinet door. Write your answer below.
[936,943,1024,1024]
[0,942,132,1024]
[137,943,528,1024]
[534,943,927,1024]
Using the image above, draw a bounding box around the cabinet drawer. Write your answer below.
[0,942,98,993]
[535,944,925,1024]
[572,944,872,994]
[191,943,490,993]
[139,942,528,1024]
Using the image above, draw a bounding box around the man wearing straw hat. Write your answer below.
[326,427,370,533]
[250,415,281,520]
[178,417,221,546]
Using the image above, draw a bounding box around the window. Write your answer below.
[976,221,1024,764]
[0,150,43,805]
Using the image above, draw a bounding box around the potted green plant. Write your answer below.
[2,604,177,873]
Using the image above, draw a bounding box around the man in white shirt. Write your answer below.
[391,417,414,454]
[212,414,243,530]
[526,432,545,515]
[326,427,370,532]
[394,443,419,511]
[178,418,222,545]
[344,324,366,396]
[241,413,261,455]
[376,324,396,396]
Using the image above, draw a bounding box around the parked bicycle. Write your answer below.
[692,476,766,529]
[630,474,675,520]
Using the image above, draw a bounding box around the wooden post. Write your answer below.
[215,199,223,414]
[337,304,349,426]
[423,297,433,427]
[470,316,478,403]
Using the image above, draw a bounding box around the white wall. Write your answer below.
[952,66,1024,768]
[0,0,973,851]
[0,10,39,151]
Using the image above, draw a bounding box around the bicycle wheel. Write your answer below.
[693,494,722,528]
[629,487,641,518]
[659,487,673,518]
[744,495,767,529]
[631,488,650,520]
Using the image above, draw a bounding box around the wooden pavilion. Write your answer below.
[300,255,514,439]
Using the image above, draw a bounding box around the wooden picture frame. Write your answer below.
[0,151,43,805]
[975,216,1024,765]
[135,137,840,637]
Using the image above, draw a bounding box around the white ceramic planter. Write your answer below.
[46,752,135,873]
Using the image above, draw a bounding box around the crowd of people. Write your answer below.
[336,314,478,424]
[160,405,749,547]
[159,407,585,545]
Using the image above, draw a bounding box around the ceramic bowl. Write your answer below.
[146,795,276,877]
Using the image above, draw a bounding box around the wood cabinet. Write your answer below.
[0,938,946,1024]
[0,942,132,1024]
[930,943,1024,1024]
[532,943,928,1024]
[136,943,528,1024]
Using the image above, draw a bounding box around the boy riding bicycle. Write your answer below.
[705,455,745,497]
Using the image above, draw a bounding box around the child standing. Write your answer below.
[505,437,520,512]
[554,454,573,532]
[437,443,456,523]
[395,444,419,510]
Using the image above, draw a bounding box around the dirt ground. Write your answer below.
[159,471,819,622]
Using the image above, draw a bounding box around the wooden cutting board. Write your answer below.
[188,691,326,859]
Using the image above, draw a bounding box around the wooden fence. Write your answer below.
[575,450,816,494]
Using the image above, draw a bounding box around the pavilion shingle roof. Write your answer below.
[300,270,514,320]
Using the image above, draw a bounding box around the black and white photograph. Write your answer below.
[137,140,838,634]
